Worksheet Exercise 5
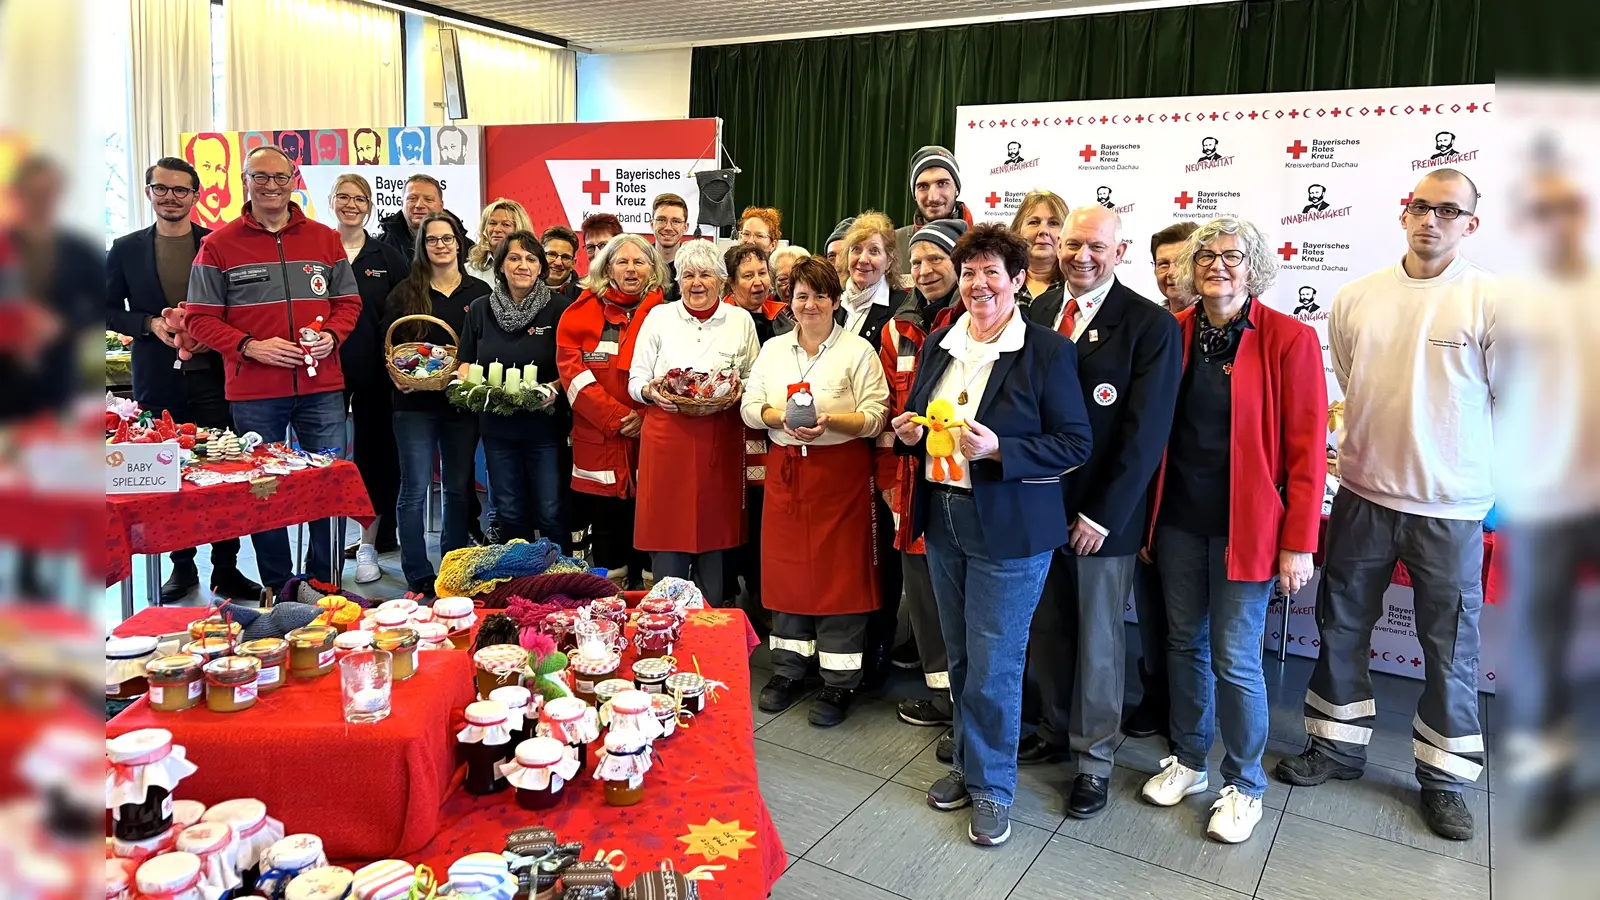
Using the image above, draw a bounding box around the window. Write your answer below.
[211,0,226,129]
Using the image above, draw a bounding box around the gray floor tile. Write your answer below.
[1052,766,1279,895]
[755,739,887,855]
[1284,759,1489,865]
[1009,835,1250,900]
[758,699,939,778]
[1113,734,1297,811]
[891,738,1069,833]
[1257,813,1489,900]
[770,860,908,900]
[805,782,1050,900]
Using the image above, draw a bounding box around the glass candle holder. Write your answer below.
[339,650,392,724]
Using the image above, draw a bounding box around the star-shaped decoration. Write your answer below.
[688,609,734,628]
[249,476,280,499]
[678,817,758,862]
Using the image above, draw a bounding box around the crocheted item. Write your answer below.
[483,572,619,614]
[434,539,581,599]
[311,597,363,630]
[283,577,371,609]
[227,602,324,641]
[523,633,572,702]
[640,577,706,613]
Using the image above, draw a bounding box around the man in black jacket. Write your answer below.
[377,174,475,264]
[106,156,262,603]
[1020,206,1183,818]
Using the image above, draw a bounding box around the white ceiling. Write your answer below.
[433,0,1201,52]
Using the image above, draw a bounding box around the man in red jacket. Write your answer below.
[185,145,361,593]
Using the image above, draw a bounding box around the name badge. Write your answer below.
[582,351,610,363]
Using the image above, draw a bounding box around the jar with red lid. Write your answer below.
[456,700,513,795]
[539,610,579,652]
[144,654,204,712]
[236,638,288,694]
[636,596,680,620]
[106,728,197,842]
[535,696,599,772]
[588,596,628,629]
[633,613,680,660]
[200,799,283,893]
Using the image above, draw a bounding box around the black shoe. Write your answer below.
[1274,748,1365,786]
[406,579,437,601]
[935,730,954,764]
[1016,733,1071,766]
[209,566,265,604]
[808,687,853,727]
[897,697,952,727]
[1067,774,1110,819]
[1122,698,1169,740]
[1419,789,1474,841]
[469,524,488,546]
[160,560,199,604]
[758,675,802,714]
[344,542,360,560]
[890,642,921,670]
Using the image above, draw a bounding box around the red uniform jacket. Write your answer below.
[557,287,665,498]
[185,203,361,401]
[1148,300,1328,582]
[725,296,787,487]
[875,292,961,553]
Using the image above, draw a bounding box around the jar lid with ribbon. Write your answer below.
[334,631,373,651]
[446,852,513,897]
[541,696,586,722]
[351,859,415,900]
[204,655,259,687]
[285,866,354,900]
[187,617,241,641]
[286,626,335,649]
[378,598,418,616]
[569,648,619,676]
[513,737,566,768]
[373,608,410,629]
[609,689,652,716]
[433,596,474,619]
[175,821,233,856]
[110,825,178,862]
[172,799,208,829]
[664,672,706,697]
[473,644,528,676]
[107,728,200,807]
[413,622,449,647]
[488,685,531,712]
[182,637,232,660]
[266,833,326,871]
[146,653,203,680]
[237,638,288,662]
[106,858,135,898]
[458,700,514,746]
[201,798,267,832]
[135,851,202,896]
[408,607,436,625]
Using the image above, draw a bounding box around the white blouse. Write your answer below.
[924,308,1026,489]
[740,322,889,448]
[627,301,761,403]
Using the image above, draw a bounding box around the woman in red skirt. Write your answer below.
[740,256,890,726]
[628,240,761,605]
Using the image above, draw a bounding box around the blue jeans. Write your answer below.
[923,487,1053,807]
[393,409,479,590]
[481,430,564,547]
[1154,523,1274,798]
[231,391,347,588]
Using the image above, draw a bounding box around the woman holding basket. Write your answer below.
[382,211,490,597]
[457,230,575,546]
[628,240,760,605]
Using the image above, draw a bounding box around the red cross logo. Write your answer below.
[1248,111,1259,120]
[1286,140,1309,159]
[1466,102,1479,113]
[1208,112,1219,121]
[1420,105,1432,114]
[1078,144,1097,162]
[1289,109,1300,118]
[1277,241,1299,262]
[582,168,611,204]
[303,264,314,274]
[1173,191,1194,210]
[1331,107,1343,117]
[985,191,1002,209]
[1135,114,1144,123]
[1400,192,1415,207]
[1375,106,1387,116]
[967,120,976,128]
[1411,656,1422,667]
[1094,385,1115,404]
[1032,118,1041,126]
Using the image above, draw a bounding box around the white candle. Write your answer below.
[522,363,537,384]
[488,361,504,388]
[467,363,485,385]
[350,687,389,714]
[504,369,522,394]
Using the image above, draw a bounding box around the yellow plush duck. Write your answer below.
[911,398,967,482]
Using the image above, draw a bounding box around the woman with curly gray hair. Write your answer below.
[1138,215,1327,845]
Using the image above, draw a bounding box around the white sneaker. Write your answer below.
[1141,756,1209,806]
[1206,785,1263,843]
[354,544,382,584]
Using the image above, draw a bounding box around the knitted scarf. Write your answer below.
[490,280,553,334]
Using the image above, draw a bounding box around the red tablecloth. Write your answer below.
[105,460,375,586]
[109,610,474,861]
[1314,514,1500,603]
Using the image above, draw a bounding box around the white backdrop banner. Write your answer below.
[956,86,1500,690]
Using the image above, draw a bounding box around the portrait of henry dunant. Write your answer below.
[1096,186,1114,209]
[1005,141,1024,165]
[184,132,232,228]
[1303,184,1329,213]
[353,128,382,165]
[1431,131,1458,160]
[393,127,429,166]
[1294,286,1320,315]
[437,126,469,165]
[1199,137,1221,162]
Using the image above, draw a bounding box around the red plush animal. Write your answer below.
[161,302,208,363]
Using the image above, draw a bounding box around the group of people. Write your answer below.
[108,141,1496,853]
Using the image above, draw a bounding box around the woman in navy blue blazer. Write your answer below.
[892,224,1092,845]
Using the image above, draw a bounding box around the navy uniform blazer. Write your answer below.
[898,315,1094,559]
[106,222,212,411]
[1028,278,1182,556]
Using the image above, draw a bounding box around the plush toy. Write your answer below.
[784,383,817,429]
[298,316,326,376]
[522,632,572,701]
[160,302,208,369]
[911,398,967,482]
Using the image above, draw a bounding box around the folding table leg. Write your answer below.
[120,575,135,619]
[144,553,163,607]
[329,517,344,589]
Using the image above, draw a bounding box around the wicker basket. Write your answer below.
[658,383,742,418]
[385,314,459,392]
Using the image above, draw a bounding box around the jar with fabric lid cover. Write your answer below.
[106,636,160,700]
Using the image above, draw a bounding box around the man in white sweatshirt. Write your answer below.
[1277,168,1494,842]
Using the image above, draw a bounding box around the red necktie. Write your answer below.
[1057,298,1080,337]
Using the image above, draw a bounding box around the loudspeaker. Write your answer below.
[440,28,468,121]
[695,169,737,229]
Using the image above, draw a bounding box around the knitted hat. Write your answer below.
[227,601,323,641]
[826,217,856,248]
[908,219,968,255]
[910,145,961,193]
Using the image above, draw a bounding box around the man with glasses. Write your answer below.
[894,145,974,274]
[651,194,690,302]
[378,174,474,265]
[1279,168,1495,843]
[1021,205,1182,819]
[185,145,363,595]
[107,157,264,603]
[541,225,582,301]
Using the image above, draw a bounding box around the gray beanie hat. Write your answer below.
[826,216,856,248]
[909,145,961,193]
[908,219,969,255]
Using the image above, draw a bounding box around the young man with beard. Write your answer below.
[894,146,974,274]
[651,194,690,303]
[541,225,582,301]
[107,157,265,602]
[377,174,475,264]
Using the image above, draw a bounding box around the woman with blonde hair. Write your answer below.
[329,172,408,581]
[466,198,533,285]
[837,212,909,353]
[1009,190,1069,307]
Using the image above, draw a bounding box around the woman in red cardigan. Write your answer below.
[1139,216,1327,845]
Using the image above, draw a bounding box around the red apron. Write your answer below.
[634,405,746,553]
[760,441,879,616]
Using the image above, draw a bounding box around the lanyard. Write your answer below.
[792,335,832,385]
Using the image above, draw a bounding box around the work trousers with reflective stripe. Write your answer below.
[769,612,871,689]
[1305,490,1486,790]
[901,551,950,690]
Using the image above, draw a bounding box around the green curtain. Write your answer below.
[689,0,1487,249]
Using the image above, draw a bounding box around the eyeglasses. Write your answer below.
[1404,200,1473,220]
[333,193,370,206]
[424,235,457,247]
[147,184,195,199]
[1153,260,1176,273]
[736,230,768,242]
[247,172,293,186]
[584,244,605,256]
[652,216,686,227]
[1194,249,1245,268]
[546,250,575,263]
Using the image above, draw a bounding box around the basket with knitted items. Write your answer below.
[385,314,459,391]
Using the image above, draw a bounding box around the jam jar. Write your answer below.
[567,650,620,706]
[637,596,681,621]
[488,685,534,748]
[134,850,204,900]
[106,728,195,842]
[201,798,284,894]
[204,656,260,713]
[502,737,575,812]
[592,728,651,807]
[602,689,665,741]
[631,656,674,694]
[351,860,417,900]
[378,597,418,616]
[181,637,232,664]
[175,821,240,900]
[536,696,599,772]
[632,613,679,660]
[286,626,337,678]
[472,644,527,698]
[106,637,160,700]
[187,617,242,643]
[664,672,707,714]
[372,627,420,681]
[285,866,354,900]
[456,700,513,795]
[650,693,680,738]
[594,678,633,708]
[236,638,289,694]
[333,630,373,658]
[256,833,328,900]
[539,610,579,652]
[588,596,628,630]
[145,654,204,712]
[433,596,476,633]
[106,858,134,900]
[412,622,450,652]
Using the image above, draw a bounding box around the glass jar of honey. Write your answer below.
[106,637,160,700]
[145,654,204,712]
[471,645,527,698]
[371,627,420,681]
[286,626,337,678]
[187,617,241,643]
[181,638,232,665]
[204,657,260,713]
[235,638,288,694]
[592,729,652,807]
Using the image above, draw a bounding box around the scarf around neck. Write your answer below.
[842,275,888,315]
[490,280,553,334]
